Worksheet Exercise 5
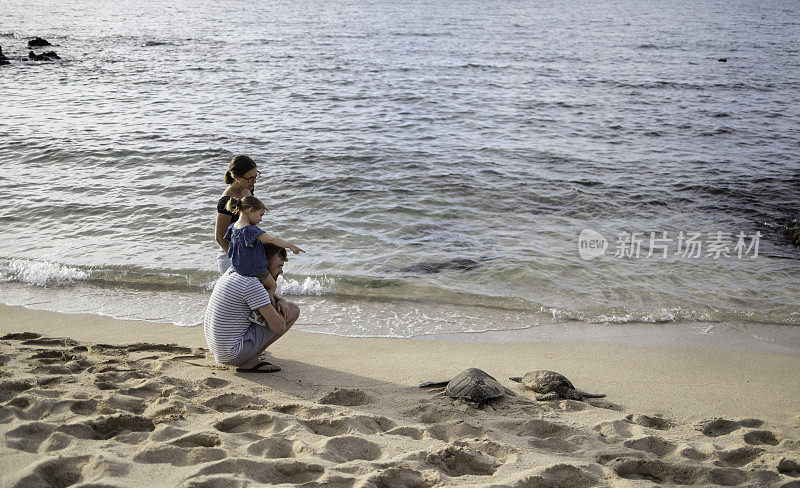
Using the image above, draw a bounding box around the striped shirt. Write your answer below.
[203,268,270,363]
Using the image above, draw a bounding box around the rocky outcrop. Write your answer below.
[28,50,60,61]
[27,37,51,47]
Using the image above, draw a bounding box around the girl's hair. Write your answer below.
[224,155,257,184]
[226,195,266,215]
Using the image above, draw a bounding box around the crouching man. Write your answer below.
[204,244,299,372]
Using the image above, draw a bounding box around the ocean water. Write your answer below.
[1,0,799,338]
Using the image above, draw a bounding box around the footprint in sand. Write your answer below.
[425,420,485,442]
[101,392,147,414]
[83,413,156,440]
[148,425,190,442]
[6,393,71,422]
[504,418,577,439]
[320,435,383,462]
[626,413,674,430]
[623,435,677,457]
[679,446,711,461]
[133,445,228,466]
[271,402,334,418]
[179,474,251,488]
[593,419,640,442]
[385,425,425,440]
[246,436,304,458]
[695,417,769,439]
[453,439,518,463]
[201,377,229,388]
[6,454,129,488]
[406,402,463,424]
[743,429,781,446]
[39,432,74,453]
[203,392,260,412]
[706,467,750,486]
[715,445,764,467]
[779,458,800,477]
[506,463,599,488]
[4,421,56,452]
[0,379,34,402]
[118,378,172,399]
[317,388,372,406]
[169,431,222,448]
[186,458,326,486]
[92,368,152,391]
[367,466,437,488]
[213,411,286,435]
[65,397,112,416]
[607,457,706,484]
[695,418,742,437]
[302,414,394,437]
[36,375,67,388]
[424,445,501,477]
[301,417,354,437]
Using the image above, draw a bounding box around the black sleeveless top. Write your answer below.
[216,195,238,220]
[217,191,256,221]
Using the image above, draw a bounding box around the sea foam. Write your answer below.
[278,276,336,296]
[0,259,89,287]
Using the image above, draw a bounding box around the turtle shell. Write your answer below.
[445,368,505,403]
[520,370,574,394]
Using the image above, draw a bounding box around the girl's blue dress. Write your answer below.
[224,224,267,277]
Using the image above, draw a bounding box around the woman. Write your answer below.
[215,155,260,273]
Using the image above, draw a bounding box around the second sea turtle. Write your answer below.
[509,370,605,401]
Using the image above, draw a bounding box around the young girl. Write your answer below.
[224,196,304,304]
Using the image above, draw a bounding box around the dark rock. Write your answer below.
[402,258,482,274]
[28,50,60,61]
[28,37,51,47]
[0,45,9,66]
[784,222,800,246]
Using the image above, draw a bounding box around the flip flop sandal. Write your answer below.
[235,361,281,373]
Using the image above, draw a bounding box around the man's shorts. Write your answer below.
[227,323,275,366]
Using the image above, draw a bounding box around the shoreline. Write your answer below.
[3,304,800,486]
[3,273,799,340]
[4,296,800,354]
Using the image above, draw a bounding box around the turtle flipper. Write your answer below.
[569,389,606,400]
[535,392,559,401]
[419,381,449,388]
[509,377,523,383]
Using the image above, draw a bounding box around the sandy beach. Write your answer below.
[2,303,799,487]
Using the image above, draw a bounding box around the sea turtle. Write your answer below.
[509,370,605,401]
[420,368,507,404]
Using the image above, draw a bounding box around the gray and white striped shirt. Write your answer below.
[203,268,270,363]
